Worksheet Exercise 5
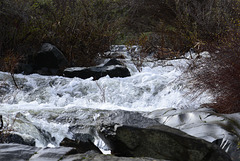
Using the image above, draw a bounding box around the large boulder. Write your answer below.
[35,43,68,69]
[19,43,68,75]
[4,112,56,147]
[99,124,232,161]
[145,107,240,161]
[63,59,130,80]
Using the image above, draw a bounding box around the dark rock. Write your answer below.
[17,43,68,75]
[146,107,240,161]
[0,143,40,161]
[104,58,122,66]
[63,59,130,80]
[99,125,232,161]
[0,133,35,146]
[35,43,68,69]
[17,63,34,75]
[60,134,102,154]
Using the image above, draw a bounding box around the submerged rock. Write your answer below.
[63,59,130,80]
[99,124,232,161]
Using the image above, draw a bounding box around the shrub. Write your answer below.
[121,0,237,56]
[0,0,122,69]
[189,0,240,113]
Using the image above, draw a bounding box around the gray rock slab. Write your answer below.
[99,125,232,161]
[29,146,75,161]
[0,143,40,161]
[61,151,168,161]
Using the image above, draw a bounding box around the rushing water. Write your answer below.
[0,49,213,149]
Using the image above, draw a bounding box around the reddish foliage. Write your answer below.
[190,24,240,113]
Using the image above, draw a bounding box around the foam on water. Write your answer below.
[0,58,211,112]
[0,51,213,147]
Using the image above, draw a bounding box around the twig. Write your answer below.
[95,81,106,103]
[0,115,3,130]
[11,73,19,89]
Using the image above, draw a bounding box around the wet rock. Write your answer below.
[0,83,10,96]
[213,138,240,161]
[12,112,56,146]
[72,133,95,142]
[0,143,167,161]
[0,143,78,161]
[61,151,168,161]
[145,107,240,161]
[29,146,76,161]
[103,58,123,66]
[101,110,160,128]
[0,143,40,161]
[60,134,102,154]
[0,133,35,146]
[99,124,232,161]
[63,59,130,80]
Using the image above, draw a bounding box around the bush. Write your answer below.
[0,0,122,68]
[122,0,237,56]
[189,0,240,113]
[0,0,238,69]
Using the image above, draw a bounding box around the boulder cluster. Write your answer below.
[0,112,234,161]
[17,43,131,80]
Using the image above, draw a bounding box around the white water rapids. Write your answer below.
[0,48,214,149]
